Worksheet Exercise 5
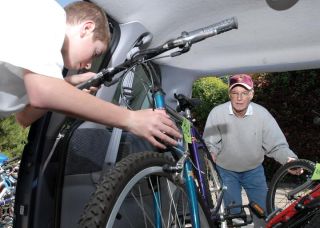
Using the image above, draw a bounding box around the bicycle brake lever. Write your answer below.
[170,43,191,57]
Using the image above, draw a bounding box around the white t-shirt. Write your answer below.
[0,0,66,118]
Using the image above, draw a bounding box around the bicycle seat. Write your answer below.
[174,93,202,112]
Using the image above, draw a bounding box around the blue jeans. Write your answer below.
[216,164,267,214]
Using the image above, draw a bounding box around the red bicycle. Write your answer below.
[250,159,320,227]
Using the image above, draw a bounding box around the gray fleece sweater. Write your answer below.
[203,101,297,172]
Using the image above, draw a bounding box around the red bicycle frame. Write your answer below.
[266,183,320,227]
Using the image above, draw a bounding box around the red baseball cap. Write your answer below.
[229,74,254,90]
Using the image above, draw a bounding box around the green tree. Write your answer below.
[192,76,229,131]
[0,115,29,158]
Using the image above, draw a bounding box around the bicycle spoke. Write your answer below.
[129,184,156,227]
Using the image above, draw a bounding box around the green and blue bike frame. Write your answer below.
[153,88,218,228]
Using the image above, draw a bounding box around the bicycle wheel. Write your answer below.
[266,159,316,214]
[78,151,212,228]
[196,147,224,215]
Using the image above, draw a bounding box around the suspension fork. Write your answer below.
[153,89,201,228]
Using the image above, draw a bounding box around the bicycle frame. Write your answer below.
[153,88,225,227]
[153,89,200,227]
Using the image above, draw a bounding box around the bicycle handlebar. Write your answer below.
[163,17,238,49]
[1,156,20,167]
[77,17,238,90]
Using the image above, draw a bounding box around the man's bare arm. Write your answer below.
[23,70,181,148]
[16,72,100,127]
[15,105,47,128]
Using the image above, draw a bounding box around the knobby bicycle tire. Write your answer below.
[266,159,316,214]
[78,151,213,228]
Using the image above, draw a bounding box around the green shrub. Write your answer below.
[192,76,229,131]
[0,115,29,158]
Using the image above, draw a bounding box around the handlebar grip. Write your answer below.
[1,156,20,171]
[206,17,238,35]
[2,156,20,165]
[164,17,238,48]
[186,17,238,44]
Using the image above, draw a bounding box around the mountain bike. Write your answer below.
[75,17,256,228]
[0,156,20,228]
[249,159,320,227]
[259,111,320,227]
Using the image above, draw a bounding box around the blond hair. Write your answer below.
[65,1,110,45]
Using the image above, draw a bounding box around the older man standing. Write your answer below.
[203,74,297,219]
